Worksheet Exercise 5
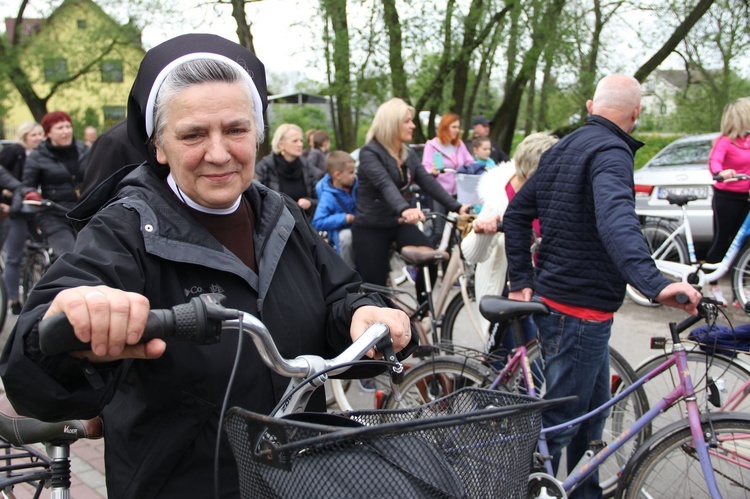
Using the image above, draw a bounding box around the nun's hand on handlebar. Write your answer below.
[350,306,412,358]
[43,286,166,361]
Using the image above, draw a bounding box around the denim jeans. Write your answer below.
[534,310,613,499]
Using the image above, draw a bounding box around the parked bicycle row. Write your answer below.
[0,34,749,499]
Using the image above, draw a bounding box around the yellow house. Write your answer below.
[2,0,145,139]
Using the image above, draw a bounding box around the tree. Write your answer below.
[633,0,715,82]
[321,0,356,151]
[0,0,143,121]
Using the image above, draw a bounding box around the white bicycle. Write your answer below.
[627,174,750,308]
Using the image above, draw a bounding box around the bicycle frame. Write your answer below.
[651,202,750,287]
[485,313,734,497]
[551,343,729,496]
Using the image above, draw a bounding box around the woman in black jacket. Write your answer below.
[255,123,322,219]
[0,121,45,313]
[354,98,469,302]
[0,34,412,499]
[23,111,88,256]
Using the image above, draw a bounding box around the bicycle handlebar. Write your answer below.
[669,295,723,343]
[39,293,397,388]
[713,173,750,182]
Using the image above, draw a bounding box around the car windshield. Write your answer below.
[649,141,712,167]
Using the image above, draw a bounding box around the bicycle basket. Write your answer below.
[224,387,557,499]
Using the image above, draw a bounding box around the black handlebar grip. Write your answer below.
[39,309,175,357]
[676,292,689,304]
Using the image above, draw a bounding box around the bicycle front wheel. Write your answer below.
[732,243,750,308]
[635,349,750,434]
[626,220,688,307]
[382,356,493,410]
[0,275,7,333]
[21,250,51,303]
[618,413,750,499]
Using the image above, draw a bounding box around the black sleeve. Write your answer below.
[80,121,144,198]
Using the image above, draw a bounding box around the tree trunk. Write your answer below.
[536,48,554,131]
[322,0,356,151]
[382,0,409,101]
[226,0,270,157]
[524,70,536,135]
[451,0,484,116]
[230,0,256,53]
[633,0,716,82]
[491,0,567,153]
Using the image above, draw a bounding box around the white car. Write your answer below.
[634,133,719,244]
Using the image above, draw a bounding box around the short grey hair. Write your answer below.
[152,58,264,146]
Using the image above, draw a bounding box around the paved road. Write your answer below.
[0,276,744,498]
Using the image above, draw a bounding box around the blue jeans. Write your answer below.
[534,310,613,499]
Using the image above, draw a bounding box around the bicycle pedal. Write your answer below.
[707,377,722,408]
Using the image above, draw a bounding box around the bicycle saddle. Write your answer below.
[0,395,103,446]
[479,296,549,323]
[400,246,449,265]
[665,193,698,207]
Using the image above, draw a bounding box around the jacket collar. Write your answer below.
[586,115,644,155]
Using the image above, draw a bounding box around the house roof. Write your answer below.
[4,18,43,44]
[268,92,329,105]
[653,69,710,90]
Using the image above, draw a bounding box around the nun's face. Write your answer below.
[155,81,256,209]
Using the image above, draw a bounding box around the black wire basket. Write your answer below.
[224,387,560,498]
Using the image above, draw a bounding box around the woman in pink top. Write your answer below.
[706,98,750,263]
[422,113,474,239]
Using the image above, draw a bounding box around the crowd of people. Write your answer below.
[0,31,733,499]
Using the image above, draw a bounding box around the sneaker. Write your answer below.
[711,285,727,306]
[10,301,21,315]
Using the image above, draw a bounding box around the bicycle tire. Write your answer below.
[617,413,750,498]
[732,243,750,308]
[599,347,651,497]
[626,220,688,307]
[21,249,51,303]
[382,355,493,410]
[0,276,7,333]
[634,349,750,433]
[440,289,483,348]
[381,346,648,497]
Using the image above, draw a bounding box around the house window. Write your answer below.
[44,58,68,82]
[77,20,87,29]
[101,60,123,83]
[103,106,125,128]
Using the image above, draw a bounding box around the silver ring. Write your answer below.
[85,291,105,299]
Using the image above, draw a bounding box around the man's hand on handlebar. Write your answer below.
[350,306,412,358]
[654,282,702,315]
[43,286,166,362]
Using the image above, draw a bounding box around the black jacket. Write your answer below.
[255,153,321,216]
[23,139,88,206]
[0,165,386,498]
[355,139,462,228]
[504,115,669,312]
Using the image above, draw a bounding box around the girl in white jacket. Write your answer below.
[460,132,559,334]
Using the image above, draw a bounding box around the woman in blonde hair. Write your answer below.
[354,98,469,304]
[255,123,322,218]
[705,98,750,265]
[461,132,558,335]
[0,122,45,314]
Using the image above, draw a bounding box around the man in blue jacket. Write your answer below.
[313,151,357,267]
[504,74,701,498]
